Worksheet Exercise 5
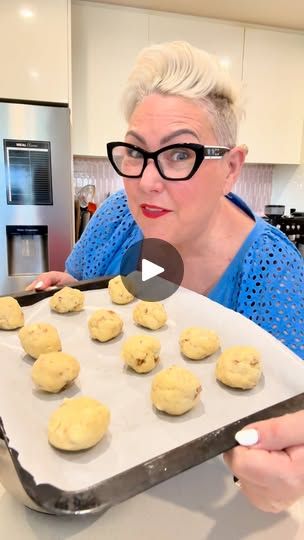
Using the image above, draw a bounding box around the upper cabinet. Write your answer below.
[0,0,70,103]
[71,3,304,164]
[239,27,304,164]
[148,13,244,83]
[72,2,148,156]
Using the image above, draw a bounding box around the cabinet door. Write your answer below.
[149,13,244,82]
[238,28,304,164]
[0,0,69,103]
[72,3,148,156]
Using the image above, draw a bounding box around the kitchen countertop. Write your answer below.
[1,457,303,540]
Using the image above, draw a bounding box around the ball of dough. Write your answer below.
[151,365,202,415]
[108,275,134,305]
[122,334,160,373]
[133,301,167,330]
[31,352,80,393]
[50,286,84,313]
[48,396,110,451]
[19,323,61,359]
[88,309,123,342]
[179,327,220,360]
[0,296,24,330]
[215,346,262,389]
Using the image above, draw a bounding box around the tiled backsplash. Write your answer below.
[73,156,123,207]
[234,164,273,215]
[73,156,273,214]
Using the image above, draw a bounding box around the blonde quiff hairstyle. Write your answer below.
[122,41,244,148]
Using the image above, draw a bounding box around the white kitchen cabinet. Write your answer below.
[72,2,148,156]
[148,12,244,83]
[71,4,304,164]
[0,0,70,103]
[238,27,304,164]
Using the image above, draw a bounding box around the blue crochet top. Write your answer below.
[66,190,304,359]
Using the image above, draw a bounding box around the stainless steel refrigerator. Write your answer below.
[0,101,74,295]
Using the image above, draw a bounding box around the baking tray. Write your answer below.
[0,278,303,516]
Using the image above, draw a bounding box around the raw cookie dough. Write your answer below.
[151,365,202,415]
[133,301,167,330]
[32,352,80,393]
[19,323,61,359]
[48,396,110,451]
[0,296,24,330]
[108,275,134,305]
[215,345,262,389]
[88,309,123,342]
[50,286,84,313]
[122,334,160,373]
[179,327,220,360]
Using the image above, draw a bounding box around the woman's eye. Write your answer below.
[126,148,142,159]
[171,150,190,161]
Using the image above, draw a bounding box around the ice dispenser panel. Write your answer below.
[4,140,53,205]
[6,225,48,275]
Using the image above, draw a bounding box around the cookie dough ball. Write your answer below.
[122,335,160,373]
[133,301,167,330]
[151,365,202,415]
[179,327,220,360]
[50,287,84,313]
[48,396,110,451]
[215,346,262,390]
[31,352,80,393]
[0,296,24,330]
[88,309,123,342]
[19,323,61,359]
[108,275,134,305]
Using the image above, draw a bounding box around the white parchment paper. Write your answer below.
[0,287,303,491]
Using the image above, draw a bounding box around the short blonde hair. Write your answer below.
[122,41,243,147]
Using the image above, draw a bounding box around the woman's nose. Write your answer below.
[138,159,165,193]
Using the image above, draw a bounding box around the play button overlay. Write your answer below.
[142,259,164,282]
[120,238,184,301]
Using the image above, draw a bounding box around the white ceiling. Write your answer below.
[87,0,304,31]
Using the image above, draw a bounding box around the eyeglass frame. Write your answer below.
[107,141,231,181]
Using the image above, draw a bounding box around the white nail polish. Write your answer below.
[35,280,44,289]
[235,428,259,446]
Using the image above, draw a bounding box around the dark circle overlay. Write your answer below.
[120,238,184,302]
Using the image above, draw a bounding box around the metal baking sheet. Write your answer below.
[0,281,303,514]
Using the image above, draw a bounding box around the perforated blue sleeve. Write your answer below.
[65,190,142,279]
[236,230,304,359]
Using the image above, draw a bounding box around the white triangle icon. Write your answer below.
[142,258,164,282]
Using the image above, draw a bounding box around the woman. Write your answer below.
[27,41,304,512]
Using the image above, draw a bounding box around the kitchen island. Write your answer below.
[1,456,303,540]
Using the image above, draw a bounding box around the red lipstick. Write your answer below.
[140,203,171,219]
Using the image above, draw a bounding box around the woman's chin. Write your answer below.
[142,229,177,245]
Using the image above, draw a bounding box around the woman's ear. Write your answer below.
[223,144,248,194]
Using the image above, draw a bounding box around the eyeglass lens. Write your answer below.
[111,145,197,179]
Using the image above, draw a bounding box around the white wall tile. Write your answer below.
[271,165,304,214]
[73,157,274,215]
[234,164,273,215]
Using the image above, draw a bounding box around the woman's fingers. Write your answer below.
[25,276,52,291]
[25,271,77,291]
[224,446,291,485]
[238,480,296,513]
[224,438,304,512]
[234,410,304,451]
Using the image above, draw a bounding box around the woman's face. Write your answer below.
[123,93,241,249]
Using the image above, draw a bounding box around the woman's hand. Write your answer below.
[224,410,304,513]
[25,271,78,291]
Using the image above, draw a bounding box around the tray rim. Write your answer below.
[0,279,303,515]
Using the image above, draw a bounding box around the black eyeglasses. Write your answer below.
[107,142,230,181]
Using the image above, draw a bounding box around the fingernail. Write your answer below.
[35,281,44,289]
[235,428,259,446]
